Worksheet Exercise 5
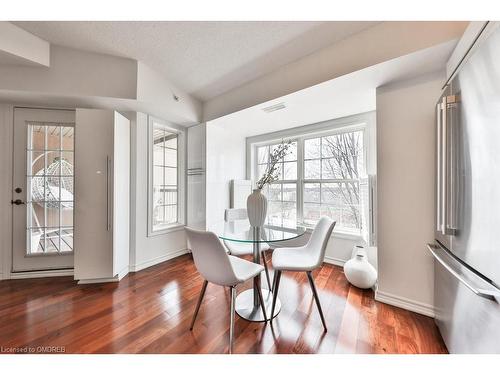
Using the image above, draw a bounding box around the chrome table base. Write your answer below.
[235,288,281,322]
[234,226,281,322]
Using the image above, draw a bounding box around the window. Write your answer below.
[302,131,364,231]
[252,115,372,235]
[148,117,185,235]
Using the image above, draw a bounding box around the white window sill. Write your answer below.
[148,223,185,237]
[331,231,363,241]
[302,225,363,241]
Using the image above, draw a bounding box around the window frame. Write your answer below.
[248,112,373,237]
[147,116,186,237]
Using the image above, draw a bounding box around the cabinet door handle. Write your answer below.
[106,155,111,231]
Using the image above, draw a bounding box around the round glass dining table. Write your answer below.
[213,220,307,322]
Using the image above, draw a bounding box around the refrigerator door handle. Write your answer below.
[442,95,458,236]
[440,96,448,235]
[436,101,443,233]
[446,96,459,235]
[428,243,500,301]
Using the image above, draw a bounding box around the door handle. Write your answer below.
[441,95,457,236]
[436,101,443,233]
[106,155,111,231]
[428,243,500,301]
[11,199,25,205]
[441,96,448,235]
[446,96,459,235]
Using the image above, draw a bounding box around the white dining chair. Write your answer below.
[223,208,272,290]
[186,227,268,354]
[270,217,336,332]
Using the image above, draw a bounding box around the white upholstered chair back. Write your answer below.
[185,227,239,286]
[305,217,336,268]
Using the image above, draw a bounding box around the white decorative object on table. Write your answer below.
[343,252,377,289]
[248,139,291,227]
[247,189,268,227]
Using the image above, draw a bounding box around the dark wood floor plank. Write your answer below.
[0,253,447,354]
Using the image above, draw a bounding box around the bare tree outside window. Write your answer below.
[321,131,363,229]
[255,128,365,233]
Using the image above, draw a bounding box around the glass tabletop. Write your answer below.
[213,219,307,243]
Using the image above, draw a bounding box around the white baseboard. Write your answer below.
[375,289,435,318]
[324,255,347,267]
[9,268,74,280]
[129,248,189,273]
[115,266,129,281]
[77,266,129,284]
[78,276,119,284]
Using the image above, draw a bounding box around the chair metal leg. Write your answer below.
[190,280,208,330]
[270,270,282,324]
[261,250,272,290]
[271,269,277,293]
[256,282,268,322]
[306,271,327,332]
[229,286,236,354]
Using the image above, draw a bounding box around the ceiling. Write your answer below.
[13,21,380,101]
[210,39,456,138]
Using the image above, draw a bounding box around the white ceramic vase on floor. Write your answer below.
[343,253,377,289]
[247,189,267,227]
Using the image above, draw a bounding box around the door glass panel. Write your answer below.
[60,152,74,174]
[59,230,73,252]
[61,127,74,150]
[43,230,59,253]
[46,126,61,150]
[45,202,60,228]
[29,151,45,175]
[27,122,74,255]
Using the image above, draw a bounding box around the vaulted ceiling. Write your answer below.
[13,21,380,101]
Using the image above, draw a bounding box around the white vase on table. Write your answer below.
[246,189,267,227]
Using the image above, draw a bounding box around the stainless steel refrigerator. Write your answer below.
[428,23,500,353]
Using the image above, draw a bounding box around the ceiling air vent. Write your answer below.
[261,102,286,113]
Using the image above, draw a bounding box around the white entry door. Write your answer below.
[12,108,75,272]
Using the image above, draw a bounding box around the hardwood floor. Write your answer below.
[0,254,447,354]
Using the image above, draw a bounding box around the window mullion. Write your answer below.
[297,138,304,225]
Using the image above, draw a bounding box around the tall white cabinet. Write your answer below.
[74,109,130,283]
[187,123,206,230]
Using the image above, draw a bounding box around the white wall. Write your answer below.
[0,46,202,127]
[0,104,13,279]
[205,120,247,232]
[129,112,188,272]
[136,62,202,126]
[0,45,138,99]
[375,71,444,316]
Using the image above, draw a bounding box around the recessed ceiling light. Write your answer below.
[261,102,286,113]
